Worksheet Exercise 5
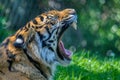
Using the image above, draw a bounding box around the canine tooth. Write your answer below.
[72,22,77,30]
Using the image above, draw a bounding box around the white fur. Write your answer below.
[34,33,57,65]
[41,47,56,64]
[16,38,23,44]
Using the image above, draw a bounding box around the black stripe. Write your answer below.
[42,41,47,47]
[32,26,34,28]
[23,49,48,79]
[39,16,44,21]
[6,49,15,71]
[37,32,44,40]
[0,39,9,48]
[45,27,57,42]
[36,26,42,29]
[6,50,15,59]
[28,35,35,43]
[24,26,29,32]
[48,40,54,43]
[0,70,5,75]
[56,29,59,34]
[44,26,51,41]
[33,19,38,24]
[27,23,30,28]
[48,47,54,52]
[7,60,13,71]
[38,26,43,28]
[51,27,58,35]
[37,32,47,47]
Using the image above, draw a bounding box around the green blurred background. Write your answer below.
[0,0,120,56]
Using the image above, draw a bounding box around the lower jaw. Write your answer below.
[56,42,72,61]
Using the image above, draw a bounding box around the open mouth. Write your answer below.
[57,14,77,61]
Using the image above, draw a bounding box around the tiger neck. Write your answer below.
[24,32,57,80]
[14,20,57,79]
[23,48,53,80]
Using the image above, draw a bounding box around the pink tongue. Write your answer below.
[59,41,72,56]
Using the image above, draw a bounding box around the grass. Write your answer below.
[54,51,120,80]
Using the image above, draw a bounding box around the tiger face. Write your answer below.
[27,9,77,66]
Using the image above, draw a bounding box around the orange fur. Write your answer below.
[0,9,77,80]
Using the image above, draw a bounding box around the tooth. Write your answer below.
[72,22,77,30]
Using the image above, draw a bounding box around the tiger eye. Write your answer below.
[47,15,54,19]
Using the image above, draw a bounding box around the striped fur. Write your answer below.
[0,9,77,80]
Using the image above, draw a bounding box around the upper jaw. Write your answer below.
[60,14,77,35]
[56,13,77,64]
[65,14,77,24]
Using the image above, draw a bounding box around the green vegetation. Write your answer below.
[74,0,120,54]
[0,16,14,42]
[55,51,120,80]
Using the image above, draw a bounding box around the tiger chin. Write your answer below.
[0,9,77,80]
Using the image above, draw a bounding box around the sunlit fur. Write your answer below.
[0,9,77,80]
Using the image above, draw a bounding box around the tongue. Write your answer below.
[59,41,72,56]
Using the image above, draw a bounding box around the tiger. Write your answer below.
[0,8,77,80]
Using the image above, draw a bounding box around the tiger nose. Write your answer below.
[65,9,76,15]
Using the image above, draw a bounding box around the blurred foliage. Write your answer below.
[0,16,13,42]
[75,0,120,55]
[0,0,120,56]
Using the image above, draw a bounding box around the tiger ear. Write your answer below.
[14,27,35,48]
[14,35,24,48]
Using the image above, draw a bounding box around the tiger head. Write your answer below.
[14,9,77,66]
[0,9,77,80]
[34,9,77,66]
